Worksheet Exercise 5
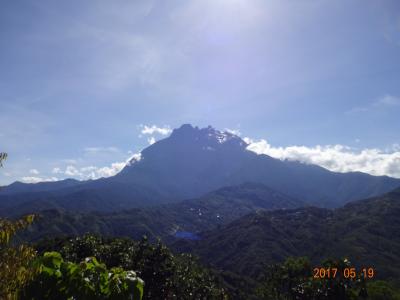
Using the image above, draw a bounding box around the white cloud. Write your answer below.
[84,146,120,155]
[29,169,39,175]
[24,151,143,184]
[62,161,128,180]
[375,94,400,106]
[65,165,81,176]
[140,125,172,136]
[246,139,400,178]
[347,94,400,114]
[21,176,58,183]
[80,166,98,172]
[126,152,142,166]
[95,162,126,178]
[52,167,62,174]
[224,128,241,136]
[243,137,253,145]
[138,124,171,145]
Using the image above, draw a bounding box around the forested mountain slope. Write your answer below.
[174,187,400,283]
[19,183,302,242]
[2,125,399,215]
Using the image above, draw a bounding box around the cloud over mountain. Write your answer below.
[246,138,400,178]
[21,176,58,183]
[140,125,172,136]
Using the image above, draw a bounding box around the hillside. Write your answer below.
[1,125,400,215]
[174,187,400,283]
[19,183,302,242]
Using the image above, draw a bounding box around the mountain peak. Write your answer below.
[123,124,246,168]
[169,124,244,147]
[170,124,198,137]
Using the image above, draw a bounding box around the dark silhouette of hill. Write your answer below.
[174,187,400,283]
[17,183,302,242]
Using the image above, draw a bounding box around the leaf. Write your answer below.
[25,214,35,225]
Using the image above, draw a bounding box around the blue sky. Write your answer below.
[1,0,400,185]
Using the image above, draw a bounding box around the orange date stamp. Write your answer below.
[313,267,375,279]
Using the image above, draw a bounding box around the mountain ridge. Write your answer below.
[173,187,400,281]
[1,124,399,213]
[16,182,303,242]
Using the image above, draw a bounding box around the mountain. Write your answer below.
[1,124,400,214]
[0,179,164,216]
[114,124,400,207]
[174,187,400,282]
[0,178,81,194]
[18,183,303,242]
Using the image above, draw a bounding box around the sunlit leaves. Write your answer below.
[0,215,35,245]
[37,234,227,299]
[0,215,37,299]
[23,251,144,300]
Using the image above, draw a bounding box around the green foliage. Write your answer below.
[14,183,300,243]
[179,191,400,283]
[35,234,227,299]
[0,153,38,299]
[0,215,37,300]
[256,257,400,300]
[257,257,312,300]
[0,152,7,167]
[367,281,400,300]
[22,251,143,300]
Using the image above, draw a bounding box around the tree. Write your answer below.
[36,234,227,299]
[0,154,144,299]
[0,153,38,299]
[257,257,371,300]
[256,257,312,300]
[0,152,7,167]
[0,215,37,299]
[367,281,400,300]
[22,252,144,300]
